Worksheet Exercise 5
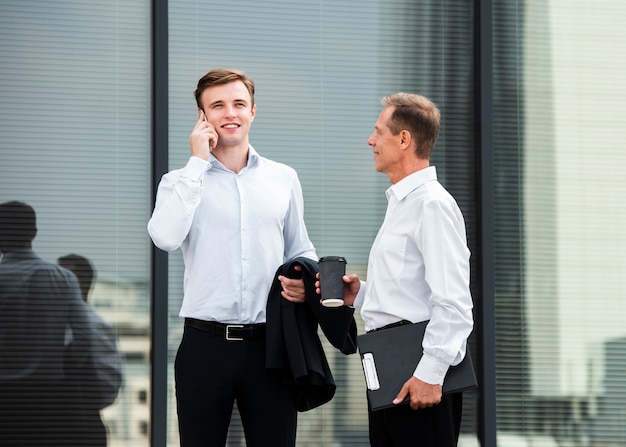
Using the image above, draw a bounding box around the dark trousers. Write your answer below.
[175,325,297,447]
[368,392,463,447]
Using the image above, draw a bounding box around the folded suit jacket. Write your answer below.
[265,257,357,412]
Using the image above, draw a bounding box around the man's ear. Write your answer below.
[399,129,412,150]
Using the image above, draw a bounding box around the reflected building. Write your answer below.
[91,278,151,447]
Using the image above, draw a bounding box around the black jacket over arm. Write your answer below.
[265,257,357,412]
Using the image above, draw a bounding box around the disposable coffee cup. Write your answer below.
[318,256,347,307]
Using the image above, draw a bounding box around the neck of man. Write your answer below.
[212,142,250,174]
[0,241,32,254]
[388,158,430,184]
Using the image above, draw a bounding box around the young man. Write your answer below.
[332,93,474,446]
[148,68,318,446]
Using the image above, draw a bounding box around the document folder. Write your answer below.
[357,320,477,411]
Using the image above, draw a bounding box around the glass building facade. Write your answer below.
[1,0,625,446]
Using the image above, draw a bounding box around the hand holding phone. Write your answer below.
[190,110,217,160]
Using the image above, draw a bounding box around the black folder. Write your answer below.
[357,320,478,411]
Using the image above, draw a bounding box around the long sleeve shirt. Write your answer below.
[147,146,317,324]
[353,166,474,386]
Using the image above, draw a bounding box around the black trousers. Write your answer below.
[368,392,463,447]
[175,324,297,447]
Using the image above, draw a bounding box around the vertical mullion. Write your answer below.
[476,0,497,445]
[151,0,169,445]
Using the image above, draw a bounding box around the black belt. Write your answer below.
[185,318,266,341]
[368,319,413,333]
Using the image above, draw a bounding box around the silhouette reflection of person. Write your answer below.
[0,201,92,446]
[58,253,122,447]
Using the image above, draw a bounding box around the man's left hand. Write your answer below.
[393,376,442,410]
[278,265,306,303]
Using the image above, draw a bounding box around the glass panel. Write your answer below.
[167,0,477,445]
[494,0,626,445]
[0,1,152,446]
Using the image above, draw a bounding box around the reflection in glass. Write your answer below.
[0,0,152,445]
[0,201,118,446]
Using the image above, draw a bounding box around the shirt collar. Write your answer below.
[247,145,260,167]
[386,166,438,202]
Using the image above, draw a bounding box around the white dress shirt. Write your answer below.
[353,166,474,385]
[147,146,317,324]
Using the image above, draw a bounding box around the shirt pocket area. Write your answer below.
[376,233,407,280]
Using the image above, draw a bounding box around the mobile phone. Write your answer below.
[201,109,214,151]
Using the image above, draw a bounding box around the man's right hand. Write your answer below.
[189,110,218,160]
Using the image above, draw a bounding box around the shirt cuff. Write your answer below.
[352,280,366,308]
[181,156,210,182]
[413,351,448,385]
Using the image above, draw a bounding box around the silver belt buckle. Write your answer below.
[225,324,244,341]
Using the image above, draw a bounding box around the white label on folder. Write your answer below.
[362,353,380,390]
